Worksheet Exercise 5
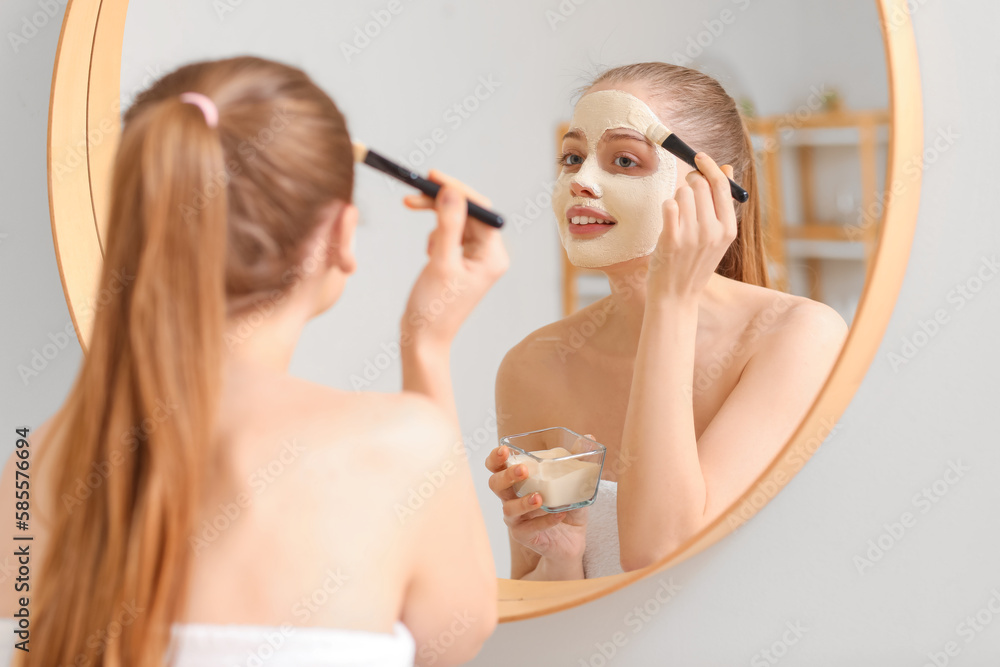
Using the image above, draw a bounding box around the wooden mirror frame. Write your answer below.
[48,0,922,623]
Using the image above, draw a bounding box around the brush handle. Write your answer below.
[660,134,749,203]
[363,149,505,228]
[417,181,506,230]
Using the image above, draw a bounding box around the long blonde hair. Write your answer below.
[586,62,770,287]
[29,56,353,666]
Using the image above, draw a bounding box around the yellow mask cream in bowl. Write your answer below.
[501,427,606,512]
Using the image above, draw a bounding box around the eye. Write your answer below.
[613,155,637,168]
[557,151,584,168]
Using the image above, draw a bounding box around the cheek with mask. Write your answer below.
[552,89,678,269]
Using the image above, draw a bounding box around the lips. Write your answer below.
[566,205,617,226]
[563,205,617,238]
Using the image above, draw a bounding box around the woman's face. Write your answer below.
[552,81,683,269]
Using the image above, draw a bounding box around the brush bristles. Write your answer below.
[351,141,368,164]
[645,123,671,146]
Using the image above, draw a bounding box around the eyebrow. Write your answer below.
[602,130,650,145]
[561,128,652,145]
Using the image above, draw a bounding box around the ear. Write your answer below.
[321,200,358,275]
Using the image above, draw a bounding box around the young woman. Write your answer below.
[486,62,848,580]
[0,56,506,666]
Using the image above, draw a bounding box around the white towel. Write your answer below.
[582,478,624,579]
[0,617,415,666]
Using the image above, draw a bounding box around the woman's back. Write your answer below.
[181,363,449,633]
[2,363,484,662]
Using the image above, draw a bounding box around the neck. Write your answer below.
[222,290,317,376]
[602,256,650,342]
[597,257,729,353]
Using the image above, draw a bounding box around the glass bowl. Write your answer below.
[500,427,606,512]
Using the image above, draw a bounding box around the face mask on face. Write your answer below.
[552,89,678,269]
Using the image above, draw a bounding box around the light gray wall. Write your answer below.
[2,0,992,664]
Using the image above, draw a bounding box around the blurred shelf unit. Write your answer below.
[746,108,890,300]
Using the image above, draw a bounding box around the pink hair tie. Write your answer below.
[179,91,219,128]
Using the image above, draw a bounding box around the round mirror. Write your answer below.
[48,0,920,622]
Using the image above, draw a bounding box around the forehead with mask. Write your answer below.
[552,89,678,268]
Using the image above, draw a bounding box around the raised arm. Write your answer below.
[616,154,847,571]
[400,173,508,426]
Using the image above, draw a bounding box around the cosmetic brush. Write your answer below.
[352,142,504,228]
[644,124,750,203]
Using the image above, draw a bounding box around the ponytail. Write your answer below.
[29,54,355,666]
[29,94,228,666]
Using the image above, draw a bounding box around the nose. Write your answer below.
[570,180,599,199]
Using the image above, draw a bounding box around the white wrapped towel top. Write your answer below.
[582,478,624,579]
[0,617,415,666]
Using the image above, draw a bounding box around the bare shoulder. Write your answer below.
[736,283,849,362]
[495,318,576,417]
[356,389,461,468]
[498,319,571,372]
[257,375,460,473]
[495,300,610,384]
[773,295,848,348]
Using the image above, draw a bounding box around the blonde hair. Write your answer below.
[586,62,770,287]
[29,55,353,666]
